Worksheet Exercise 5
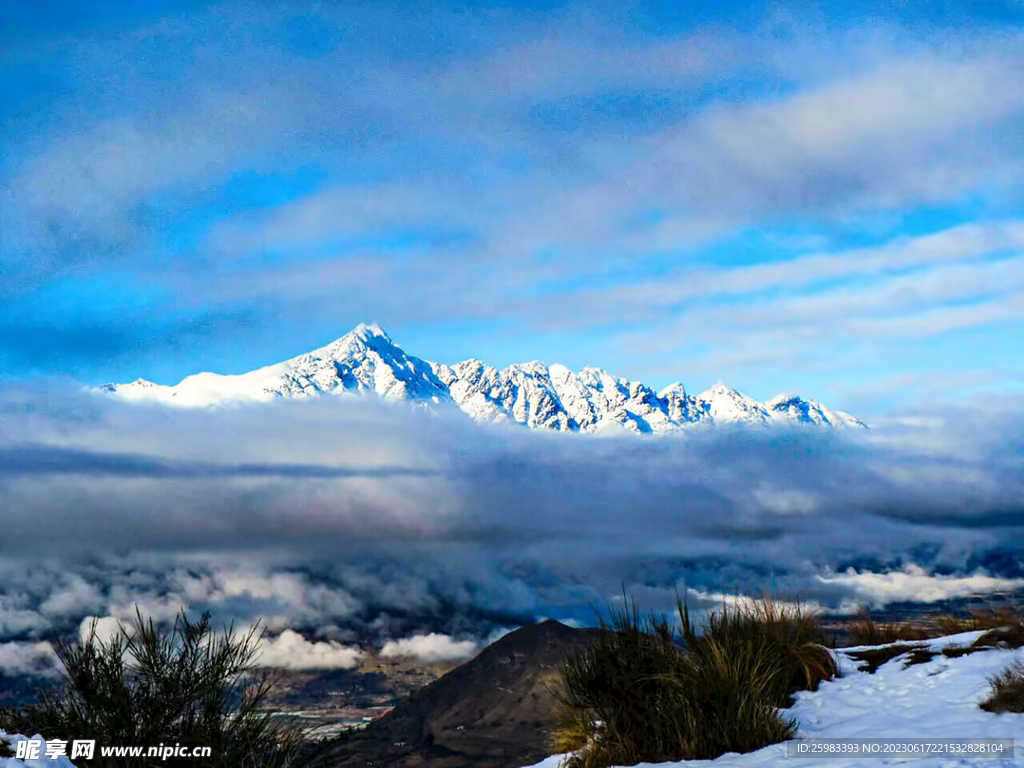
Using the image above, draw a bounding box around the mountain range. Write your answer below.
[99,323,866,433]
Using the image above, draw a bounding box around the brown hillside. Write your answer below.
[312,619,603,768]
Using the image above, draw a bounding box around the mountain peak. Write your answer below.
[699,382,740,398]
[768,391,804,407]
[312,323,398,360]
[348,322,392,342]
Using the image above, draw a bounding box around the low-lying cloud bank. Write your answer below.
[816,564,1024,607]
[258,629,363,670]
[380,633,480,663]
[0,384,1022,674]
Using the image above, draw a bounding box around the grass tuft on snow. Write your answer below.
[981,659,1024,713]
[935,606,1024,635]
[549,593,837,768]
[846,610,938,646]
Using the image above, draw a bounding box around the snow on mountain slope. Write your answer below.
[767,392,866,428]
[696,383,771,425]
[529,632,1024,768]
[101,324,449,407]
[99,323,867,431]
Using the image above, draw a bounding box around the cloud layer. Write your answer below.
[0,384,1022,675]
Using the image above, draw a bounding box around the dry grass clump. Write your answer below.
[939,644,981,659]
[843,644,921,674]
[840,604,1024,656]
[980,660,1024,714]
[902,647,940,667]
[932,606,1024,650]
[934,606,1023,635]
[549,594,837,768]
[972,624,1024,650]
[846,610,938,647]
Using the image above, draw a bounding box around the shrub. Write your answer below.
[980,660,1024,713]
[549,593,837,768]
[0,609,302,768]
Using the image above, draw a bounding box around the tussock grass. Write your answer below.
[934,607,1023,635]
[903,647,939,667]
[0,609,302,768]
[549,593,837,768]
[930,606,1024,650]
[973,624,1024,650]
[841,605,1024,651]
[846,610,938,647]
[980,660,1024,713]
[940,644,974,658]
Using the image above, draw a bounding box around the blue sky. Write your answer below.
[3,0,1024,414]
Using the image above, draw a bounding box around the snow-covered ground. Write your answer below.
[531,632,1024,768]
[0,734,76,767]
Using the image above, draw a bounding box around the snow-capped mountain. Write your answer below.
[101,323,449,407]
[99,323,867,432]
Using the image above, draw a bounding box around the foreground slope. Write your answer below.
[7,629,1022,768]
[531,631,1024,768]
[101,324,866,433]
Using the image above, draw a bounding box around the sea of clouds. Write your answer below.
[0,384,1022,676]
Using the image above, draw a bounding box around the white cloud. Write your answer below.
[39,574,105,618]
[484,626,517,644]
[379,633,479,663]
[597,221,1024,385]
[631,50,1024,222]
[750,486,820,516]
[257,629,363,670]
[0,640,58,677]
[689,590,832,617]
[80,616,132,646]
[816,565,1024,607]
[0,600,48,637]
[589,221,1024,313]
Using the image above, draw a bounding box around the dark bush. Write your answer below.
[0,609,302,768]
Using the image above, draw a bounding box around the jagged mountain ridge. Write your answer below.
[100,323,867,432]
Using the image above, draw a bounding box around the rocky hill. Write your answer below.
[310,619,603,768]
